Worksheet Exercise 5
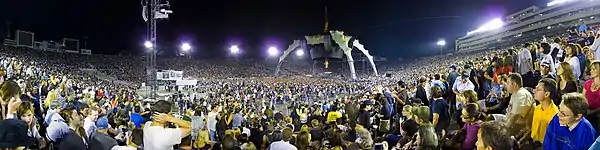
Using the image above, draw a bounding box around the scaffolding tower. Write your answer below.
[142,0,171,99]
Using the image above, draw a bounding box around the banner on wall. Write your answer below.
[156,70,183,80]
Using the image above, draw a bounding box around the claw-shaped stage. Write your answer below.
[275,30,378,80]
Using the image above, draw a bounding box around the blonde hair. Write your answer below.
[558,62,576,82]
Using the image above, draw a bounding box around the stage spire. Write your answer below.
[324,6,329,33]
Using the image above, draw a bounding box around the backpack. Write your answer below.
[383,92,395,118]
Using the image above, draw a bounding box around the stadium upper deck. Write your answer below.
[456,0,600,52]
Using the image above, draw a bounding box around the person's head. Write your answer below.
[416,126,439,149]
[476,121,512,150]
[459,90,478,104]
[355,126,371,140]
[564,43,579,57]
[95,117,110,133]
[60,106,82,128]
[431,86,443,98]
[462,103,485,123]
[534,78,559,104]
[220,134,238,149]
[540,43,552,55]
[401,105,413,117]
[413,106,431,125]
[505,73,523,94]
[557,62,575,82]
[16,101,34,125]
[295,131,311,149]
[558,93,589,126]
[240,142,257,150]
[282,127,293,142]
[0,80,21,104]
[540,60,551,74]
[86,106,100,121]
[460,71,470,83]
[591,60,600,79]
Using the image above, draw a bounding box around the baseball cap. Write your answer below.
[461,70,470,77]
[541,60,551,67]
[449,64,456,70]
[96,117,110,130]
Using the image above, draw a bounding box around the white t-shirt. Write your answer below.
[517,48,532,74]
[207,112,218,131]
[567,57,581,79]
[143,122,183,150]
[83,118,97,139]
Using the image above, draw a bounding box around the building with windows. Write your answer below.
[456,0,600,52]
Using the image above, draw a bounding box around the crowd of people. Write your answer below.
[0,22,598,150]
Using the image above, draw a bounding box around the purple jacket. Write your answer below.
[461,123,481,150]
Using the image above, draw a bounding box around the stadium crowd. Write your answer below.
[0,22,598,150]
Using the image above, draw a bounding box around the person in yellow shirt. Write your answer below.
[327,106,342,123]
[519,78,559,149]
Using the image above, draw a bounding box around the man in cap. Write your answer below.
[452,70,475,127]
[88,117,118,150]
[539,60,556,80]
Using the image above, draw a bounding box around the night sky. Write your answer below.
[3,0,547,59]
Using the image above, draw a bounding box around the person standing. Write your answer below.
[143,100,191,150]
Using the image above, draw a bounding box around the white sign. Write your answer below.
[156,70,183,80]
[176,80,197,86]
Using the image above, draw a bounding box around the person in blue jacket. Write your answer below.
[544,93,597,150]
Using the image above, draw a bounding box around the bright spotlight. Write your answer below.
[437,40,446,46]
[230,45,240,54]
[181,43,191,51]
[144,41,153,48]
[296,49,304,56]
[268,46,279,56]
[467,18,504,35]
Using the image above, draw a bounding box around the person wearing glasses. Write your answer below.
[543,93,597,150]
[516,78,560,149]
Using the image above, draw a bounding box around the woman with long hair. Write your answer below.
[557,62,578,95]
[1,80,22,120]
[564,43,582,79]
[584,60,600,134]
[447,103,484,150]
[294,131,313,150]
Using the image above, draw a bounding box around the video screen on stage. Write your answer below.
[17,30,34,47]
[63,38,79,51]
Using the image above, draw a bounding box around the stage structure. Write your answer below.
[274,32,378,80]
[275,6,377,80]
[142,0,172,98]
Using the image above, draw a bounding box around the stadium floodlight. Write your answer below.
[547,0,576,7]
[437,40,445,55]
[230,45,240,54]
[144,41,153,48]
[437,40,446,46]
[296,49,304,56]
[467,18,504,35]
[268,46,279,56]
[181,43,191,51]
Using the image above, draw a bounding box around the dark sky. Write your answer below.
[3,0,546,59]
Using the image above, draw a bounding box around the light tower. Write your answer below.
[142,0,172,98]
